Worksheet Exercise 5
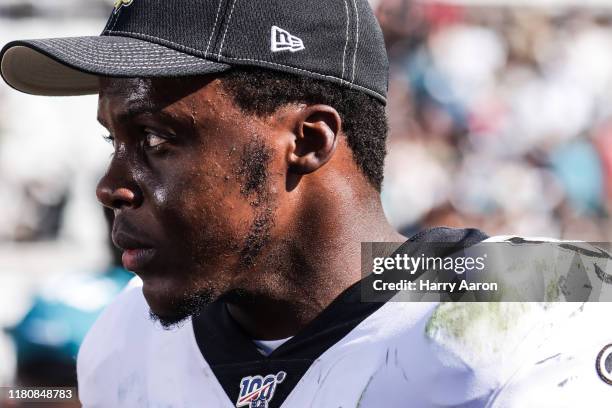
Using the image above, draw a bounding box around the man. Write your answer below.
[1,1,611,407]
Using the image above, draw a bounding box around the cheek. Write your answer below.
[155,153,256,255]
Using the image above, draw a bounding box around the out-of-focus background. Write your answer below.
[2,0,612,399]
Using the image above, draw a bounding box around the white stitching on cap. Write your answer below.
[45,46,196,63]
[49,41,199,55]
[217,0,239,61]
[49,39,174,51]
[102,9,116,33]
[45,41,197,60]
[341,0,350,85]
[350,0,359,84]
[49,56,209,69]
[205,0,224,57]
[51,42,151,50]
[107,31,209,56]
[109,3,122,32]
[43,45,216,68]
[216,55,385,100]
[52,45,186,53]
[48,37,142,46]
[46,42,196,60]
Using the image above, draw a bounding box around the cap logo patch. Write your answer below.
[113,0,134,13]
[597,344,612,385]
[271,26,305,53]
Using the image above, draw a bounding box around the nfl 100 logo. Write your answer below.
[236,371,287,408]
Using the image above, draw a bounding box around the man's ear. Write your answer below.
[287,105,341,175]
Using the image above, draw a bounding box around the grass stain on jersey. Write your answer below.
[424,303,532,359]
[545,277,562,302]
[426,303,522,338]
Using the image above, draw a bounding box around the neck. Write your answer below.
[227,182,405,340]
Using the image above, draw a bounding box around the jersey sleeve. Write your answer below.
[424,302,612,407]
[488,303,612,407]
[476,238,612,405]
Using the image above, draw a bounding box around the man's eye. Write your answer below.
[103,134,115,147]
[144,131,168,149]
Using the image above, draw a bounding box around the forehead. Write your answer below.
[97,76,219,121]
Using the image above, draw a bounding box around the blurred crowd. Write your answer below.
[1,0,612,396]
[0,0,121,399]
[377,0,612,240]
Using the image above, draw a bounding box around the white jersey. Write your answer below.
[77,228,612,407]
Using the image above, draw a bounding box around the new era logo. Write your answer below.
[271,26,305,53]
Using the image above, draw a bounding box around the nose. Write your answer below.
[96,158,142,210]
[97,185,139,210]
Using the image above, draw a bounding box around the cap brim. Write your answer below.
[0,35,231,96]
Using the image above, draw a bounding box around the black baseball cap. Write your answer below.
[0,0,388,104]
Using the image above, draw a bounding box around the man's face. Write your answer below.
[96,76,285,326]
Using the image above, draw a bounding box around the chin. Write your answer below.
[141,276,215,329]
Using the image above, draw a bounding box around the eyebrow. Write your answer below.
[97,104,178,128]
[116,104,158,122]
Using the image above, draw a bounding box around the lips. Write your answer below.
[112,227,156,272]
[121,248,156,271]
